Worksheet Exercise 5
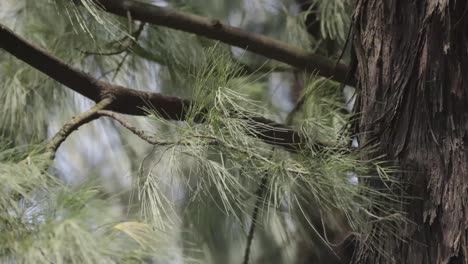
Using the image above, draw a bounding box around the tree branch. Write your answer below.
[0,23,314,153]
[92,0,353,85]
[97,110,170,145]
[46,98,114,158]
[0,23,190,119]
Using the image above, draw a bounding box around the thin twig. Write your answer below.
[81,22,146,80]
[242,171,269,264]
[111,49,131,81]
[242,94,311,264]
[46,98,113,159]
[109,22,145,80]
[97,110,170,145]
[98,110,221,148]
[79,19,146,57]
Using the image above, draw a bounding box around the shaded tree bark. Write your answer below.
[353,1,468,263]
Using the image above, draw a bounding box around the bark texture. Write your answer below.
[354,0,468,263]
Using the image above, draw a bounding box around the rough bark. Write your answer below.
[353,0,468,263]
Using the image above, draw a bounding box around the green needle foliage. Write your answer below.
[136,46,404,262]
[0,144,197,263]
[0,0,405,263]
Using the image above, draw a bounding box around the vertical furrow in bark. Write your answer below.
[353,0,468,263]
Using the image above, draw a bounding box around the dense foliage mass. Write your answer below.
[0,0,403,263]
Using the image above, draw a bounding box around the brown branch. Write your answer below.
[0,23,314,153]
[0,23,189,119]
[92,0,353,85]
[97,110,170,145]
[46,98,114,158]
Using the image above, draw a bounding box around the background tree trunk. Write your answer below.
[353,1,468,263]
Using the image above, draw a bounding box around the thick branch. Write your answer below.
[0,24,190,119]
[0,23,311,153]
[93,0,352,85]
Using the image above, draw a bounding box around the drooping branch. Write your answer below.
[0,23,313,153]
[91,0,352,85]
[46,98,114,158]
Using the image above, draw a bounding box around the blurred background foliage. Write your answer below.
[0,0,402,263]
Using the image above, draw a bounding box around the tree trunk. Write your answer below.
[353,1,468,263]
